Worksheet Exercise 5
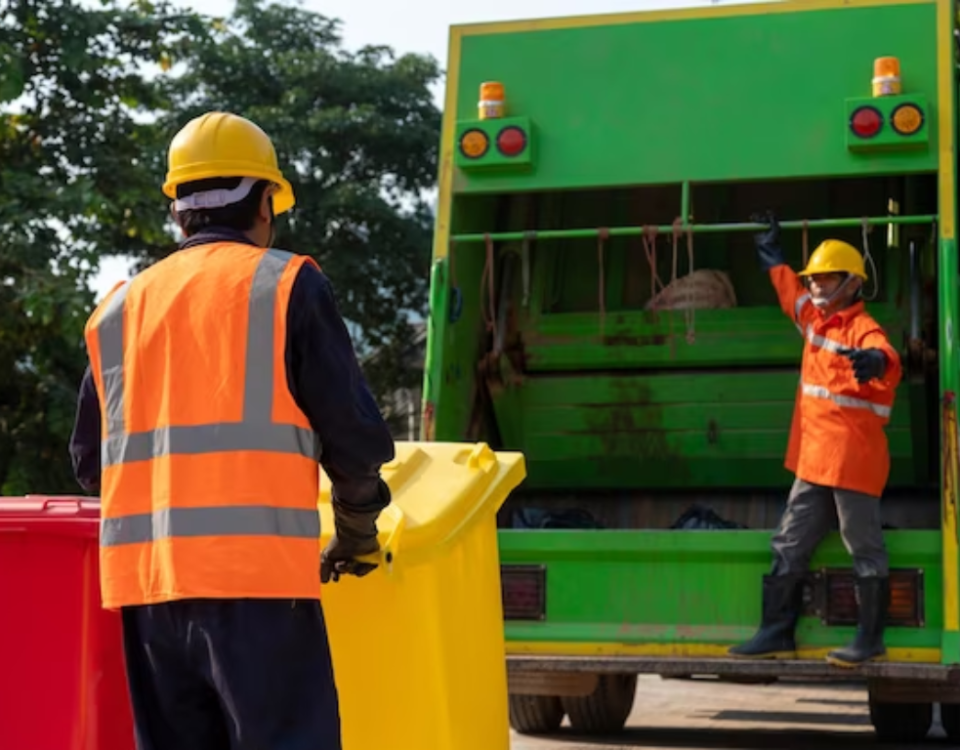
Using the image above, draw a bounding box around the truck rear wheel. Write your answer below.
[867,696,933,743]
[561,673,637,734]
[508,694,565,734]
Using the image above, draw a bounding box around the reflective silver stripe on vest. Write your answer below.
[803,324,864,357]
[801,382,891,418]
[101,422,320,466]
[793,293,809,334]
[100,505,320,547]
[794,293,810,322]
[792,296,867,358]
[95,248,321,468]
[98,282,131,439]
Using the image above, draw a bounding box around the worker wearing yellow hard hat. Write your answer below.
[70,111,395,749]
[161,110,297,215]
[729,210,901,669]
[798,238,868,282]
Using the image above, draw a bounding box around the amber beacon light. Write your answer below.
[872,56,902,97]
[478,81,506,120]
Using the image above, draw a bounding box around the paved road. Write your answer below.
[511,676,950,750]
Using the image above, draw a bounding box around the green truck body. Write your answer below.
[422,0,960,740]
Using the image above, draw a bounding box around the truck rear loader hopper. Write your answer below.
[422,0,960,743]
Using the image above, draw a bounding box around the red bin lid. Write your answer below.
[0,496,102,538]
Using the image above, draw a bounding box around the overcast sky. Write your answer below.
[90,0,761,298]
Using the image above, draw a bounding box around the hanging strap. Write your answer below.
[861,217,879,301]
[671,218,682,285]
[802,220,809,266]
[668,218,697,343]
[641,225,664,302]
[481,233,497,342]
[685,225,696,344]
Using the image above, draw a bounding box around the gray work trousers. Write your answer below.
[770,478,889,578]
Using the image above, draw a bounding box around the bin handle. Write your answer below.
[357,503,406,574]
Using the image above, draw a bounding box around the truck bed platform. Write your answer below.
[506,654,960,683]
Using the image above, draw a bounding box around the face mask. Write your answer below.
[811,274,854,309]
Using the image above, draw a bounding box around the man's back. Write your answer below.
[104,242,308,433]
[85,241,323,608]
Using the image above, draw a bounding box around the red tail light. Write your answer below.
[850,106,883,139]
[496,126,527,157]
[822,568,924,627]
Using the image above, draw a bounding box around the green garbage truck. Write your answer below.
[420,0,960,742]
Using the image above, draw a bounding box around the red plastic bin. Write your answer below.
[0,496,134,750]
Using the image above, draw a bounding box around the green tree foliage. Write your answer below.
[0,0,203,493]
[0,0,440,493]
[156,0,441,397]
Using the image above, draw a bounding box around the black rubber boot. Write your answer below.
[728,574,804,659]
[826,576,888,667]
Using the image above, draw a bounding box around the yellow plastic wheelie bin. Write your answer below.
[318,440,526,750]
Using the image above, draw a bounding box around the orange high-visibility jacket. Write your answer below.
[84,242,323,609]
[771,266,902,498]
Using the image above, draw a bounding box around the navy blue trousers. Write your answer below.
[120,598,342,750]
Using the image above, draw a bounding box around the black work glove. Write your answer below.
[839,347,887,384]
[750,210,785,272]
[320,478,390,584]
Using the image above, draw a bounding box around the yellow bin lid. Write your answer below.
[318,441,527,571]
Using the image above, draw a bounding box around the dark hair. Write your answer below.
[174,176,272,236]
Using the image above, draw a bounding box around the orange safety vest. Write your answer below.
[771,266,902,498]
[84,242,323,609]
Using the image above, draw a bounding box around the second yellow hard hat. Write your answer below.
[162,111,295,215]
[799,239,867,280]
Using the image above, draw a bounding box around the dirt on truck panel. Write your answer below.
[423,0,960,745]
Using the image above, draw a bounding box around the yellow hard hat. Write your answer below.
[798,239,867,280]
[162,112,295,215]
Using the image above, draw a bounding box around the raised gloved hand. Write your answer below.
[750,210,785,272]
[320,478,390,584]
[840,347,887,384]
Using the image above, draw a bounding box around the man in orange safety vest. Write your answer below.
[729,210,901,668]
[69,111,396,749]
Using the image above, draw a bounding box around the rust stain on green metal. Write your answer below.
[578,378,676,466]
